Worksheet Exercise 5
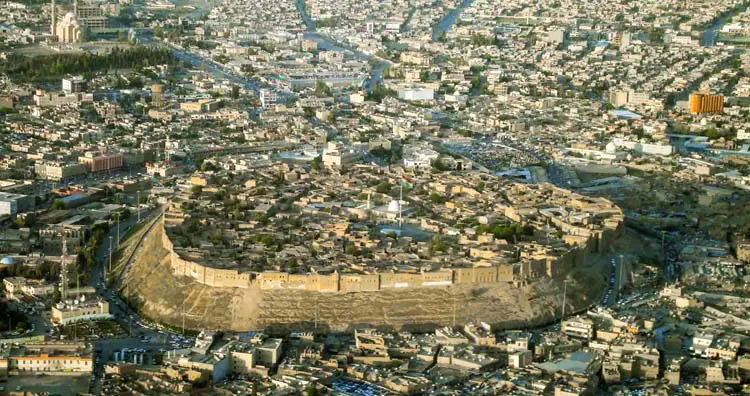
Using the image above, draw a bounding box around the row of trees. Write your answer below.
[2,46,176,82]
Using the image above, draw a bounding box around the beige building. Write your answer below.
[51,299,112,325]
[35,161,87,181]
[3,277,55,299]
[78,151,123,173]
[55,12,82,43]
[562,317,595,340]
[2,343,92,374]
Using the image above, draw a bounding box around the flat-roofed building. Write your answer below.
[562,317,595,340]
[51,299,112,325]
[2,343,93,374]
[35,161,87,181]
[689,92,724,115]
[0,192,34,216]
[78,151,123,173]
[3,277,55,299]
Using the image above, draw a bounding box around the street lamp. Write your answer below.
[115,213,120,247]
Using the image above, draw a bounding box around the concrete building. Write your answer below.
[257,338,282,366]
[3,277,55,299]
[322,142,358,168]
[35,161,87,181]
[689,92,724,115]
[78,151,123,173]
[259,89,277,109]
[33,90,93,107]
[3,343,93,373]
[177,354,230,383]
[0,192,34,216]
[76,3,107,31]
[180,99,221,113]
[228,343,256,375]
[397,88,434,101]
[62,76,87,94]
[51,299,112,325]
[561,317,595,340]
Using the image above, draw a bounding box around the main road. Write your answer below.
[87,207,193,393]
[293,0,392,91]
[432,0,474,41]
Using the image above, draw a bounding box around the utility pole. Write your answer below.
[108,236,113,275]
[661,230,666,268]
[398,181,403,228]
[136,191,141,223]
[452,294,456,328]
[619,255,625,291]
[561,280,567,323]
[182,299,186,335]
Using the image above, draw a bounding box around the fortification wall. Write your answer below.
[126,218,624,332]
[157,215,622,293]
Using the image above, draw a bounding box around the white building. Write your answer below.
[402,144,439,170]
[62,76,87,93]
[55,12,82,43]
[259,89,277,109]
[51,298,112,325]
[398,88,434,101]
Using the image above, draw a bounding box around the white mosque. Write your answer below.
[50,0,82,43]
[56,12,82,43]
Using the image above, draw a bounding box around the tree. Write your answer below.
[311,156,322,172]
[314,80,331,96]
[231,85,240,100]
[51,199,67,210]
[429,192,444,204]
[376,182,392,194]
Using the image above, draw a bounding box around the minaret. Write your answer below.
[73,0,78,16]
[50,0,56,37]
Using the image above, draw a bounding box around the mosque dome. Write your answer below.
[605,141,617,154]
[0,257,15,265]
[60,12,80,28]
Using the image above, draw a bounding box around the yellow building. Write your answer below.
[689,92,724,115]
[1,343,93,374]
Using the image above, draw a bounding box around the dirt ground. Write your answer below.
[1,374,89,396]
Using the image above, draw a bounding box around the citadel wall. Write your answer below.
[155,216,622,292]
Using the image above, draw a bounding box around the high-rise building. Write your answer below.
[62,75,87,93]
[76,2,107,31]
[689,92,724,115]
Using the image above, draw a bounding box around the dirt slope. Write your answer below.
[122,223,606,333]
